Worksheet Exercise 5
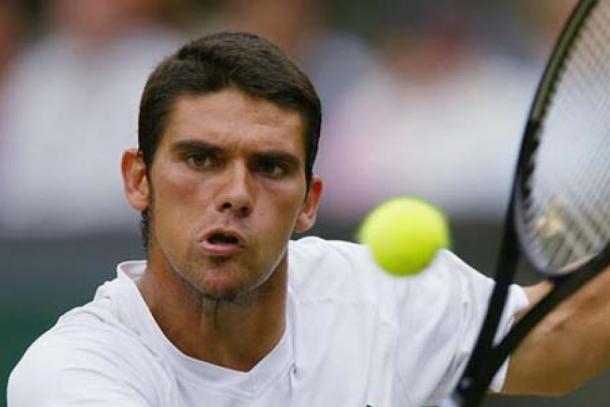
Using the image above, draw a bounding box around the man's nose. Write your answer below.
[215,162,254,218]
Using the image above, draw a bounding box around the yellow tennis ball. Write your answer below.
[358,197,451,276]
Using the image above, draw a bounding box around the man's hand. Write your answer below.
[502,265,610,396]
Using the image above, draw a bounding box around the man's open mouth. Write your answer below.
[200,228,246,256]
[207,232,240,246]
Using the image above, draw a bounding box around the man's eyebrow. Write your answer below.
[170,140,223,154]
[253,150,301,166]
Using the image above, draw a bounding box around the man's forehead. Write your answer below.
[170,90,302,126]
[162,90,306,154]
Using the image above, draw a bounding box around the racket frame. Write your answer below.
[448,0,609,405]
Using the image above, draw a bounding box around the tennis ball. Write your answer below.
[358,197,450,276]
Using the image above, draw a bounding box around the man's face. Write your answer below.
[128,88,321,301]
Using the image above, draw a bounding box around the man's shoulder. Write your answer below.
[288,237,380,294]
[8,304,165,406]
[11,302,144,375]
[287,236,413,328]
[287,236,494,313]
[287,236,469,293]
[288,236,369,268]
[7,275,169,406]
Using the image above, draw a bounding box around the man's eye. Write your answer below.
[186,153,213,169]
[256,160,285,177]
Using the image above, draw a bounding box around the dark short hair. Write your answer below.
[137,32,322,248]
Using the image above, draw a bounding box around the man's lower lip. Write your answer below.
[200,241,242,256]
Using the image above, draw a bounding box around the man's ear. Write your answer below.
[121,148,150,212]
[294,175,323,233]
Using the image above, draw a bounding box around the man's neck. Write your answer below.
[137,258,287,372]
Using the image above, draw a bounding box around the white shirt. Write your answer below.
[7,237,528,407]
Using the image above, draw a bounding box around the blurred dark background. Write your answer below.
[2,0,608,405]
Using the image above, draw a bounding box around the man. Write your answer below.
[7,32,610,406]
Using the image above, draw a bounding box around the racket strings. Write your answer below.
[529,117,609,270]
[521,0,610,274]
[529,111,610,271]
[537,184,602,270]
[529,187,595,271]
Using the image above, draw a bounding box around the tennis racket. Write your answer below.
[441,0,610,405]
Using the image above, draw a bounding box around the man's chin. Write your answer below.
[196,273,255,304]
[183,257,271,305]
[200,284,243,302]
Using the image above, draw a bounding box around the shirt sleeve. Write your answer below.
[7,329,156,407]
[391,250,529,406]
